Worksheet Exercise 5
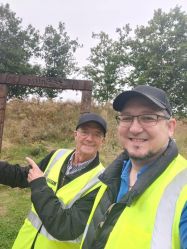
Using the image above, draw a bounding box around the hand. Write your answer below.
[26,157,44,183]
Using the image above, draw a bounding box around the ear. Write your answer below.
[74,130,78,139]
[100,136,106,146]
[168,118,176,138]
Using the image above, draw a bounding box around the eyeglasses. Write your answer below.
[115,114,170,127]
[77,129,104,139]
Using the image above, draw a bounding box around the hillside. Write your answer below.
[2,99,123,165]
[2,99,187,162]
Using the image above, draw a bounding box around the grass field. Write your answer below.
[0,99,186,248]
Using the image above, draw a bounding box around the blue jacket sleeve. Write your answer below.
[180,202,187,249]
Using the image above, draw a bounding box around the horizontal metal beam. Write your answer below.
[0,73,93,91]
[0,74,93,152]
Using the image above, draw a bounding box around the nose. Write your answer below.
[85,133,94,140]
[129,117,143,133]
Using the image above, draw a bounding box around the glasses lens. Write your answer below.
[116,115,133,126]
[116,114,160,127]
[78,129,103,138]
[139,114,158,125]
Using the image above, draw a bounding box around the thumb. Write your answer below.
[26,157,37,169]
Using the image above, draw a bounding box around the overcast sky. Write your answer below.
[1,0,187,100]
[1,0,187,66]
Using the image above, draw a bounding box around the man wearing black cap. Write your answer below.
[0,113,107,249]
[80,85,187,249]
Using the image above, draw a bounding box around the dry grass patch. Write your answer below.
[175,119,187,157]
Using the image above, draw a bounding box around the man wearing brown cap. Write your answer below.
[81,85,187,249]
[0,113,107,249]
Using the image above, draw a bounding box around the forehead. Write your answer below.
[78,122,103,132]
[122,96,162,113]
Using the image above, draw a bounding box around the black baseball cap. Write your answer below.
[113,85,172,116]
[76,113,107,135]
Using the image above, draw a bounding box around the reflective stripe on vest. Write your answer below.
[27,211,81,243]
[81,184,107,246]
[13,148,104,249]
[27,167,104,240]
[151,168,187,249]
[81,154,187,249]
[66,169,104,208]
[44,149,70,178]
[26,149,104,243]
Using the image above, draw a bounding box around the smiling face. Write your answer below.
[117,96,176,166]
[74,122,105,162]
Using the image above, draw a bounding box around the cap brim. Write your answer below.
[113,91,167,111]
[76,120,106,134]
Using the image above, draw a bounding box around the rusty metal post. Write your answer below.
[0,84,8,152]
[80,90,92,113]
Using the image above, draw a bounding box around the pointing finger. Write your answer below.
[26,157,38,169]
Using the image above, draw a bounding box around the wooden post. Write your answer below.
[0,84,8,152]
[80,90,92,113]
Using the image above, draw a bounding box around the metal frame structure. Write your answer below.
[0,73,93,151]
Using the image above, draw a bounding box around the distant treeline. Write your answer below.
[0,4,186,116]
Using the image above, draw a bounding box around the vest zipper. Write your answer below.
[61,175,66,187]
[30,224,42,249]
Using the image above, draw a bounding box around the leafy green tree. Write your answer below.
[0,4,80,99]
[41,22,80,98]
[0,3,41,99]
[124,6,187,115]
[83,27,131,103]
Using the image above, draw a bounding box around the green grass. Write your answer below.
[1,144,49,164]
[0,186,30,249]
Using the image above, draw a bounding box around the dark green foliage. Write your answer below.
[0,4,80,99]
[83,27,131,103]
[0,3,41,99]
[85,6,187,116]
[120,6,187,115]
[40,22,80,98]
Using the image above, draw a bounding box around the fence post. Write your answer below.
[80,90,92,113]
[0,84,8,152]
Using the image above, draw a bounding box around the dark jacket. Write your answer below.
[82,139,178,249]
[0,150,100,241]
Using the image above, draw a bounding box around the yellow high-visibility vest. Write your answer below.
[81,154,187,249]
[13,149,104,249]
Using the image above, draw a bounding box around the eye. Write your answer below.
[80,130,88,135]
[95,132,103,138]
[141,115,157,122]
[120,115,133,122]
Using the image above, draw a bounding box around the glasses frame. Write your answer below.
[77,128,104,139]
[115,113,170,127]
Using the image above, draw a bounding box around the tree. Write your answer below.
[124,6,187,115]
[0,4,80,99]
[0,3,41,99]
[83,27,131,103]
[41,22,80,98]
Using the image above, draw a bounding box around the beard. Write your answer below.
[126,150,157,162]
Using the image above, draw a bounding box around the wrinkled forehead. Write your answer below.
[121,96,163,113]
[78,122,104,132]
